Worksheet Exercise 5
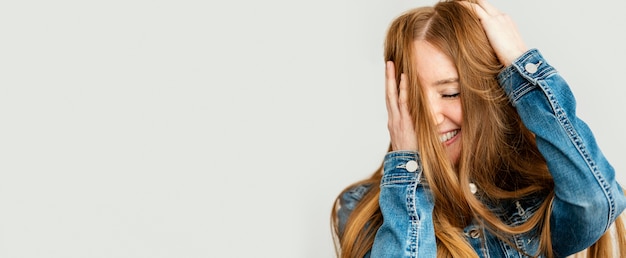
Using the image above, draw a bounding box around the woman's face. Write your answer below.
[413,40,463,165]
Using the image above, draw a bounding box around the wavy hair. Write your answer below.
[331,1,626,257]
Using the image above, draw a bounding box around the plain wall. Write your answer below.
[1,0,624,257]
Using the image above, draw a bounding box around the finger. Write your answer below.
[398,74,415,137]
[397,73,410,117]
[475,0,501,16]
[385,61,400,117]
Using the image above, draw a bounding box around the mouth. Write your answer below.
[439,129,460,143]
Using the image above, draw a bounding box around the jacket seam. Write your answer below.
[407,179,418,258]
[538,81,615,231]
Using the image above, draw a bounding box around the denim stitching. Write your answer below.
[381,175,418,186]
[511,82,535,104]
[504,50,615,230]
[539,81,616,231]
[406,178,418,258]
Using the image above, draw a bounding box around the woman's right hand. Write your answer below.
[385,61,418,151]
[459,0,528,66]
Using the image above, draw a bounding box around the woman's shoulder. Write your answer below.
[341,183,373,206]
[337,183,374,235]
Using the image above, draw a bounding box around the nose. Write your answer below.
[433,109,445,125]
[431,100,445,125]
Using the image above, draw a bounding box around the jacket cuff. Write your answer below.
[382,151,422,185]
[497,49,558,104]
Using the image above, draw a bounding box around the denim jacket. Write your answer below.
[338,49,626,257]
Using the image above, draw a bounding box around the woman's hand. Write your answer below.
[460,0,528,66]
[386,61,418,151]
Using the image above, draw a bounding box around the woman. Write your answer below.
[331,0,626,257]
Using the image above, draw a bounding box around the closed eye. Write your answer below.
[442,93,460,99]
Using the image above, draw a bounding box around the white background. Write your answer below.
[1,0,625,257]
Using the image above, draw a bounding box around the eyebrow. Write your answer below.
[433,77,459,86]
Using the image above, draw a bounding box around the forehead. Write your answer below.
[412,40,458,87]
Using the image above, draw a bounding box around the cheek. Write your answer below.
[451,101,463,124]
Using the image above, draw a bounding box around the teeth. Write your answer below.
[440,130,459,143]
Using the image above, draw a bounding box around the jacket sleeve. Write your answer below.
[370,151,437,258]
[497,49,626,257]
[337,183,372,238]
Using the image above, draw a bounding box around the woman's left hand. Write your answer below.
[385,61,418,151]
[459,0,528,66]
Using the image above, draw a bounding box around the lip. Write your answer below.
[440,129,460,146]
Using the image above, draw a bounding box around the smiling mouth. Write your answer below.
[440,129,459,143]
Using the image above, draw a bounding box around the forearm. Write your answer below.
[498,49,626,255]
[371,151,437,258]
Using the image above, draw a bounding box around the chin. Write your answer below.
[449,154,461,167]
[446,144,462,166]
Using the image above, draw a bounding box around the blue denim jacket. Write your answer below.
[338,49,626,257]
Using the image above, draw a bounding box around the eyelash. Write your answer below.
[442,93,460,98]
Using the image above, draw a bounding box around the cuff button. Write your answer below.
[524,63,538,74]
[406,160,418,172]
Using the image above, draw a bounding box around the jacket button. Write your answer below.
[524,63,538,74]
[469,183,477,194]
[406,160,418,172]
[469,229,481,239]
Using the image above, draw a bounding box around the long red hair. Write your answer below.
[331,1,626,257]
